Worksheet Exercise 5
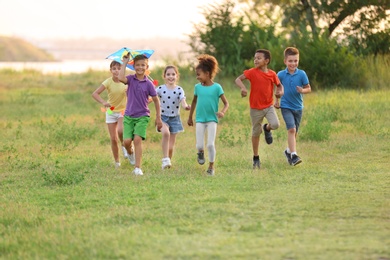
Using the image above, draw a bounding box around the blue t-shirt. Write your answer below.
[194,82,224,123]
[125,74,157,118]
[277,68,309,110]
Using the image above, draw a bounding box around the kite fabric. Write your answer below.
[106,47,154,70]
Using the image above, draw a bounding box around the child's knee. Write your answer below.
[269,122,280,130]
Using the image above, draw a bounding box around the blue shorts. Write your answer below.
[161,115,184,134]
[281,108,303,133]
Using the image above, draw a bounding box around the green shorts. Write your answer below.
[123,116,150,140]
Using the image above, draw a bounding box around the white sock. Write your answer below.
[286,148,291,153]
[291,152,297,156]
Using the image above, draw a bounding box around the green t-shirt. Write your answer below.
[194,82,224,123]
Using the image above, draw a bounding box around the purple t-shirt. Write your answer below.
[124,74,157,117]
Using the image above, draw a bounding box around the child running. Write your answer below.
[92,60,135,169]
[118,54,163,176]
[156,65,191,170]
[187,54,229,176]
[277,47,311,166]
[235,49,284,169]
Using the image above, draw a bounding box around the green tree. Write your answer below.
[187,0,283,76]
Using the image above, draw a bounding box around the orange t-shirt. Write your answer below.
[244,68,280,110]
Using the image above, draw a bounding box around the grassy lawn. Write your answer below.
[0,69,389,259]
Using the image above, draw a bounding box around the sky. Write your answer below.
[0,0,221,40]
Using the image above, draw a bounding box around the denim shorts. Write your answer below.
[281,108,302,133]
[161,115,184,134]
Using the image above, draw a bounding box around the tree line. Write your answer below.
[186,0,390,89]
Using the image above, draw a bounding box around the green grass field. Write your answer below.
[0,69,389,259]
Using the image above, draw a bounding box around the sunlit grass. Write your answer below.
[0,69,389,259]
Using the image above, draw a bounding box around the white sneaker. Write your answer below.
[127,147,135,165]
[132,167,143,176]
[115,162,121,169]
[161,157,171,170]
[121,146,129,159]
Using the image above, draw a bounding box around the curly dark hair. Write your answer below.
[195,54,220,80]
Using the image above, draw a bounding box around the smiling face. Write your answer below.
[163,67,178,87]
[196,68,210,85]
[254,52,269,69]
[284,54,299,73]
[110,63,121,80]
[133,58,149,77]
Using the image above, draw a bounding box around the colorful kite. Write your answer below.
[106,47,154,71]
[106,47,158,86]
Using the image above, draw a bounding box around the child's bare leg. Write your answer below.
[168,133,177,159]
[133,135,143,168]
[107,123,119,162]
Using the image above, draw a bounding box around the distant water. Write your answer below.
[0,60,157,74]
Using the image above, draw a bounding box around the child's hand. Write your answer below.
[187,117,193,126]
[296,86,303,93]
[103,102,111,108]
[216,111,225,118]
[241,89,248,97]
[274,99,280,109]
[185,105,191,111]
[122,55,130,64]
[155,118,163,131]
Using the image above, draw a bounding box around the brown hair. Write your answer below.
[133,54,148,64]
[163,65,180,81]
[195,54,220,80]
[110,60,121,69]
[255,49,272,64]
[284,47,299,58]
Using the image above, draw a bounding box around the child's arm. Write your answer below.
[275,83,284,98]
[296,83,311,94]
[187,96,198,126]
[92,85,110,107]
[216,94,229,118]
[235,74,248,97]
[118,56,129,84]
[180,98,191,111]
[151,96,163,131]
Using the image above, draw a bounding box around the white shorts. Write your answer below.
[106,111,123,124]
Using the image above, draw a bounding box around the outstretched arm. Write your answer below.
[118,56,129,84]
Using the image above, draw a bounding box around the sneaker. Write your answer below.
[162,157,172,170]
[253,157,261,169]
[291,154,302,166]
[115,162,121,169]
[263,124,273,144]
[197,151,205,165]
[132,167,143,176]
[284,150,292,165]
[128,147,135,166]
[121,146,129,159]
[206,168,215,176]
